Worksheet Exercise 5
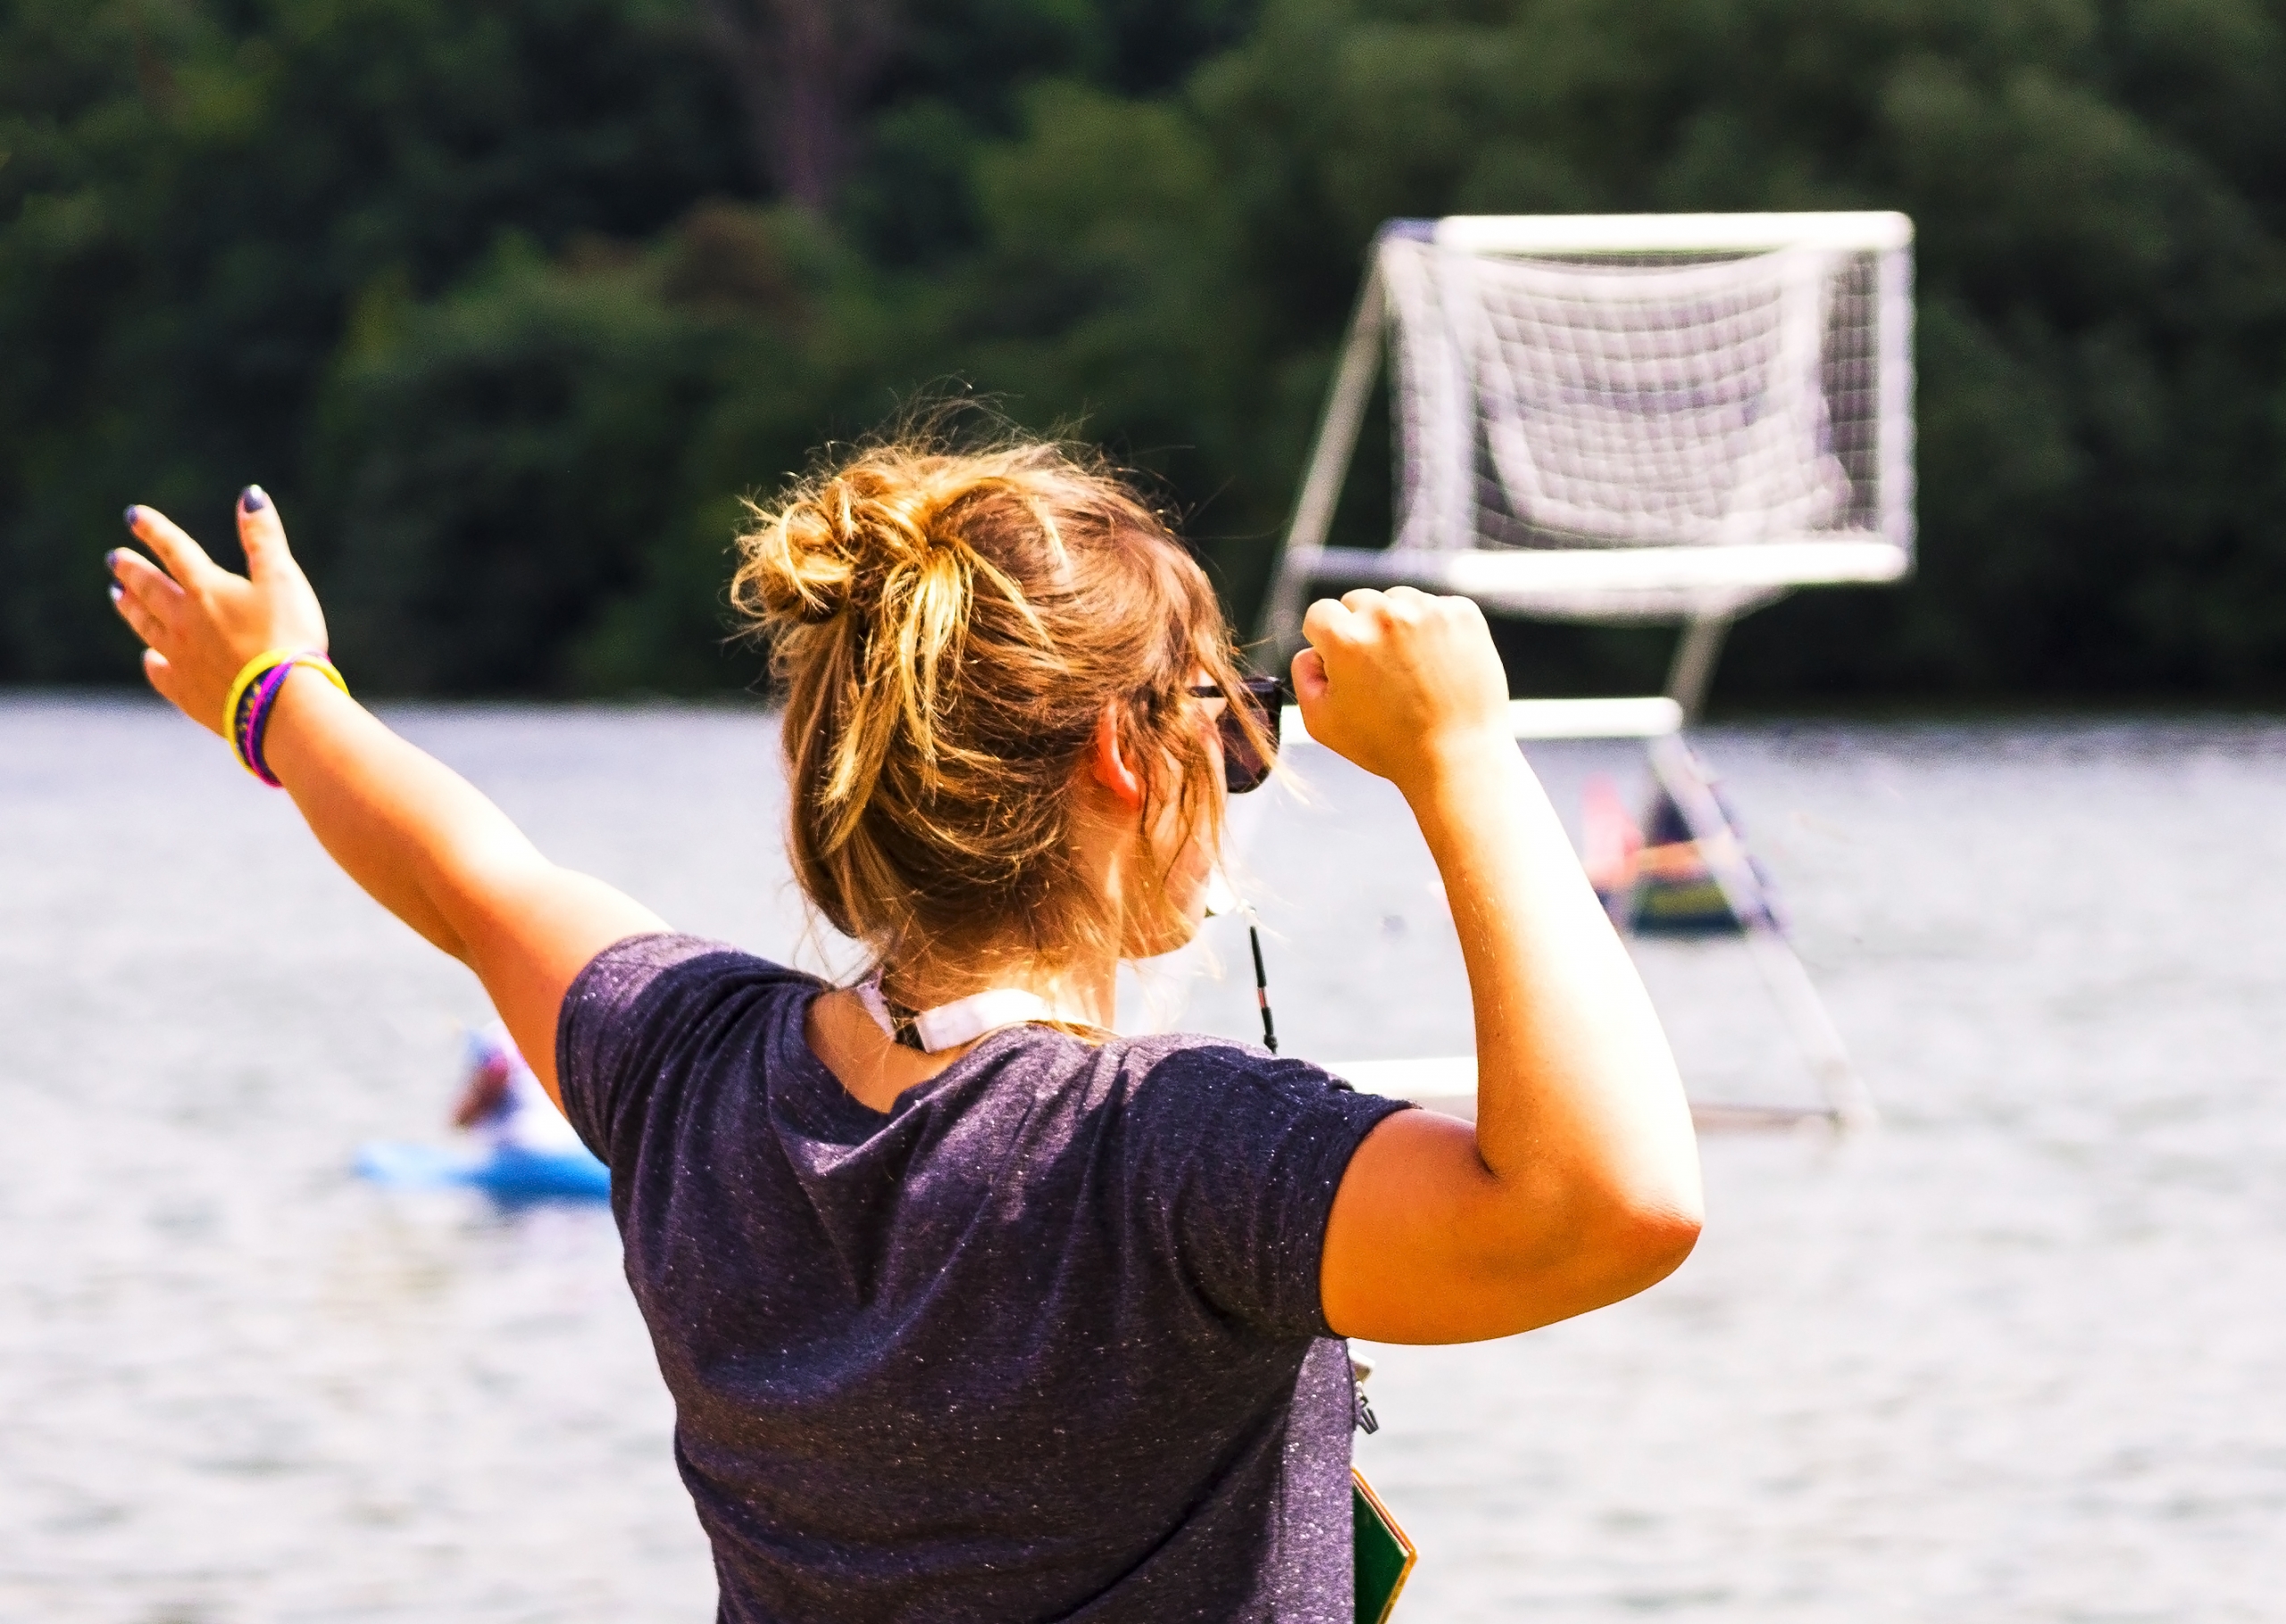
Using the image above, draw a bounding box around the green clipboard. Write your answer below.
[1352,1469,1417,1624]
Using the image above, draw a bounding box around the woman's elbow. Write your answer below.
[1564,1179,1704,1303]
[1612,1195,1703,1287]
[1600,1123,1706,1286]
[1473,1192,1702,1337]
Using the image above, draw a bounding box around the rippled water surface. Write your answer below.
[4,698,2282,1621]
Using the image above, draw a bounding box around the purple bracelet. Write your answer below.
[231,666,272,775]
[239,658,303,787]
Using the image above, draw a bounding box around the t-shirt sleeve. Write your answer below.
[555,932,754,1167]
[1131,1044,1414,1342]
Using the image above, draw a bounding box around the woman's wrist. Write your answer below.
[1390,724,1523,807]
[246,657,355,789]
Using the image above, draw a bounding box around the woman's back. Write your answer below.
[108,427,1698,1620]
[563,935,1403,1621]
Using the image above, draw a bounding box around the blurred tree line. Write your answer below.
[5,0,2285,702]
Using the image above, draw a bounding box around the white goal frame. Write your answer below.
[1243,212,1914,1129]
[1258,211,1915,662]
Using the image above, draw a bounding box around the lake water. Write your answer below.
[4,697,2282,1621]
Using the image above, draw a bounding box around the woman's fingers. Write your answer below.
[126,504,224,591]
[231,483,331,650]
[109,551,184,646]
[113,489,330,730]
[141,648,185,708]
[109,547,187,618]
[1301,595,1359,654]
[113,493,319,741]
[1289,645,1329,705]
[1295,587,1512,789]
[110,579,163,648]
[235,485,295,583]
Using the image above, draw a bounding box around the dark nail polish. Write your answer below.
[240,485,269,514]
[104,548,121,575]
[122,504,139,529]
[108,583,123,604]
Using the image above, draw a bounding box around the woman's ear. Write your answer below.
[1089,702,1146,809]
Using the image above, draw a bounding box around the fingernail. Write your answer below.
[122,504,139,530]
[104,548,121,575]
[240,485,268,514]
[108,582,123,604]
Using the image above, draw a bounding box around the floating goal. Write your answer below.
[1248,212,1915,1130]
[1260,212,1915,646]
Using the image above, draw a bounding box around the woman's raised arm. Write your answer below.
[1306,587,1705,1345]
[108,491,663,1101]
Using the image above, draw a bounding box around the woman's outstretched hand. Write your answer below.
[1290,586,1513,793]
[109,488,330,733]
[102,485,664,1104]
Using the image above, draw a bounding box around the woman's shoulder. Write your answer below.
[560,935,821,1091]
[557,934,830,1163]
[572,933,822,1013]
[1114,1032,1355,1088]
[1097,1032,1388,1125]
[1084,1033,1413,1169]
[1060,1033,1411,1338]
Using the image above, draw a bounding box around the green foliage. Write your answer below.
[7,0,2286,700]
[316,242,726,694]
[310,205,885,695]
[0,0,740,686]
[1182,0,2286,696]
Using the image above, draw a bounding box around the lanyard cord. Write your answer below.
[1247,920,1279,1054]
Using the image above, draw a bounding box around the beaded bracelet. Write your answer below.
[221,649,348,787]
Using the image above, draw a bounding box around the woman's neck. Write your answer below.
[882,951,1117,1031]
[807,949,1118,1114]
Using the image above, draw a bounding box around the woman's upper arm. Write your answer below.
[449,858,666,1109]
[1319,1106,1702,1345]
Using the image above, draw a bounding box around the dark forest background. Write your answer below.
[6,0,2286,704]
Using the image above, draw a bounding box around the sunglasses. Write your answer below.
[1186,676,1284,794]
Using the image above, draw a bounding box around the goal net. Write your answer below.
[1264,213,1915,637]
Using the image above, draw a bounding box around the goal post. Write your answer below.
[1241,212,1913,1128]
[1258,211,1915,661]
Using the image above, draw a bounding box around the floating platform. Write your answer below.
[355,1139,611,1203]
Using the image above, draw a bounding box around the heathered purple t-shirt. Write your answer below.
[555,934,1411,1624]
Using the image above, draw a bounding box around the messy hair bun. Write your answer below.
[730,429,1266,979]
[737,456,995,627]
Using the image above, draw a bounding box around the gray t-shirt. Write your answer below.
[557,935,1411,1623]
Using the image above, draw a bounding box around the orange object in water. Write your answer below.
[1583,768,1776,937]
[1581,774,1644,904]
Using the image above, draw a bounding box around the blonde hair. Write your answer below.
[730,429,1267,986]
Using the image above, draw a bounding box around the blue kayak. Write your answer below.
[355,1139,611,1202]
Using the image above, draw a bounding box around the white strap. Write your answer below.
[914,988,1052,1051]
[856,972,1054,1054]
[854,977,898,1041]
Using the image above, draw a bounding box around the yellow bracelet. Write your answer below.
[221,649,293,756]
[221,648,348,783]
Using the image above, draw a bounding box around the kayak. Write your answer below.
[355,1139,611,1202]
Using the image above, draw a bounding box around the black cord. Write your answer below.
[1247,920,1278,1054]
